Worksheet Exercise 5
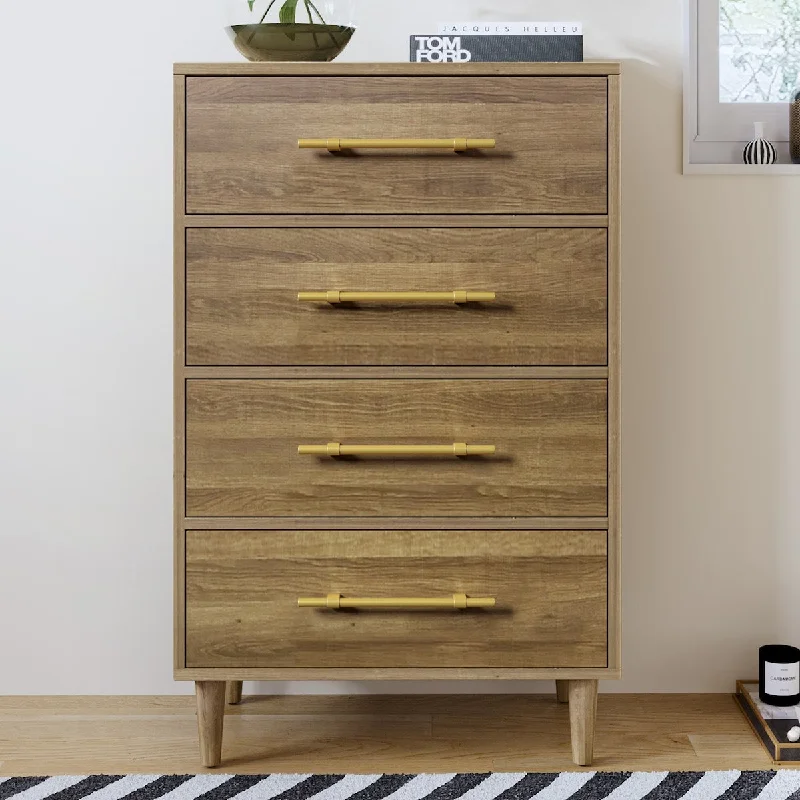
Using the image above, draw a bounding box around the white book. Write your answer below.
[438,22,582,36]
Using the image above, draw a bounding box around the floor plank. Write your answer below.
[0,694,773,776]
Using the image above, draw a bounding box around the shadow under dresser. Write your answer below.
[174,61,621,769]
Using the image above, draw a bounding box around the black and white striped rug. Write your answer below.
[2,773,800,800]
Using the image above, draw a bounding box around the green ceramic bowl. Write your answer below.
[227,23,356,62]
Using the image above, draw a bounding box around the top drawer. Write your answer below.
[185,77,608,215]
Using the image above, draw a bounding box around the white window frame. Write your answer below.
[684,0,796,172]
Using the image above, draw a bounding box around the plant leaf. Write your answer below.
[247,0,255,10]
[279,0,300,24]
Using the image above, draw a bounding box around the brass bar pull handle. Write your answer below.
[298,138,496,152]
[298,291,496,304]
[298,593,496,609]
[297,443,496,457]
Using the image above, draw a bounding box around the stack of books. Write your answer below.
[410,22,583,64]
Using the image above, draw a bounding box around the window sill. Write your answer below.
[684,163,800,175]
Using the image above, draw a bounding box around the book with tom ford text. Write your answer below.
[410,22,583,63]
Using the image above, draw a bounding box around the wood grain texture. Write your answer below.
[0,694,769,775]
[185,530,607,669]
[175,63,622,77]
[185,77,607,215]
[180,516,610,531]
[183,215,611,228]
[174,75,187,671]
[607,74,622,673]
[177,667,620,681]
[569,680,598,766]
[556,680,569,703]
[195,681,225,767]
[185,379,608,518]
[186,228,607,367]
[184,367,610,379]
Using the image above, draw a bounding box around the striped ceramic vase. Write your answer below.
[743,121,777,165]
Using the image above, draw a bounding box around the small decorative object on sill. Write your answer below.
[791,83,800,165]
[760,644,800,706]
[743,122,778,165]
[226,0,356,62]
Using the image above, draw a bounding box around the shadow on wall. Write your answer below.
[620,55,792,691]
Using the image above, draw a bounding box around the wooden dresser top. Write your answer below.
[174,62,621,77]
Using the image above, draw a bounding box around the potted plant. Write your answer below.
[226,0,357,61]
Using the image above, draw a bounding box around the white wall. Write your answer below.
[1,0,798,696]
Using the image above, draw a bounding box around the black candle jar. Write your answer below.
[759,644,800,706]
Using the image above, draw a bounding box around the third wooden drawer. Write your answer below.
[185,529,608,669]
[185,378,608,518]
[185,227,608,366]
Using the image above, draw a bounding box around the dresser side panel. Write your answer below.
[174,74,187,671]
[607,73,622,674]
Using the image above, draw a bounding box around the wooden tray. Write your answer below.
[735,679,800,764]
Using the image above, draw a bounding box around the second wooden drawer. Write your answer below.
[186,227,608,367]
[185,379,608,518]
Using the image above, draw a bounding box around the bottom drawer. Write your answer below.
[185,530,608,669]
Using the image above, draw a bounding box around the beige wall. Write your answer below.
[1,0,798,694]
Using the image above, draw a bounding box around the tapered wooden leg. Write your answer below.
[568,679,598,766]
[226,681,243,705]
[556,680,569,703]
[195,681,226,768]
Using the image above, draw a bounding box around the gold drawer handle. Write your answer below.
[297,442,496,457]
[298,138,496,152]
[298,291,496,304]
[298,593,496,609]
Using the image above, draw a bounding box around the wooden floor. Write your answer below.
[0,694,771,776]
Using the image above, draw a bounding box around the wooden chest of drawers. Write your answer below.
[174,61,621,770]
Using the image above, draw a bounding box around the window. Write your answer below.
[684,0,800,170]
[720,0,799,102]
